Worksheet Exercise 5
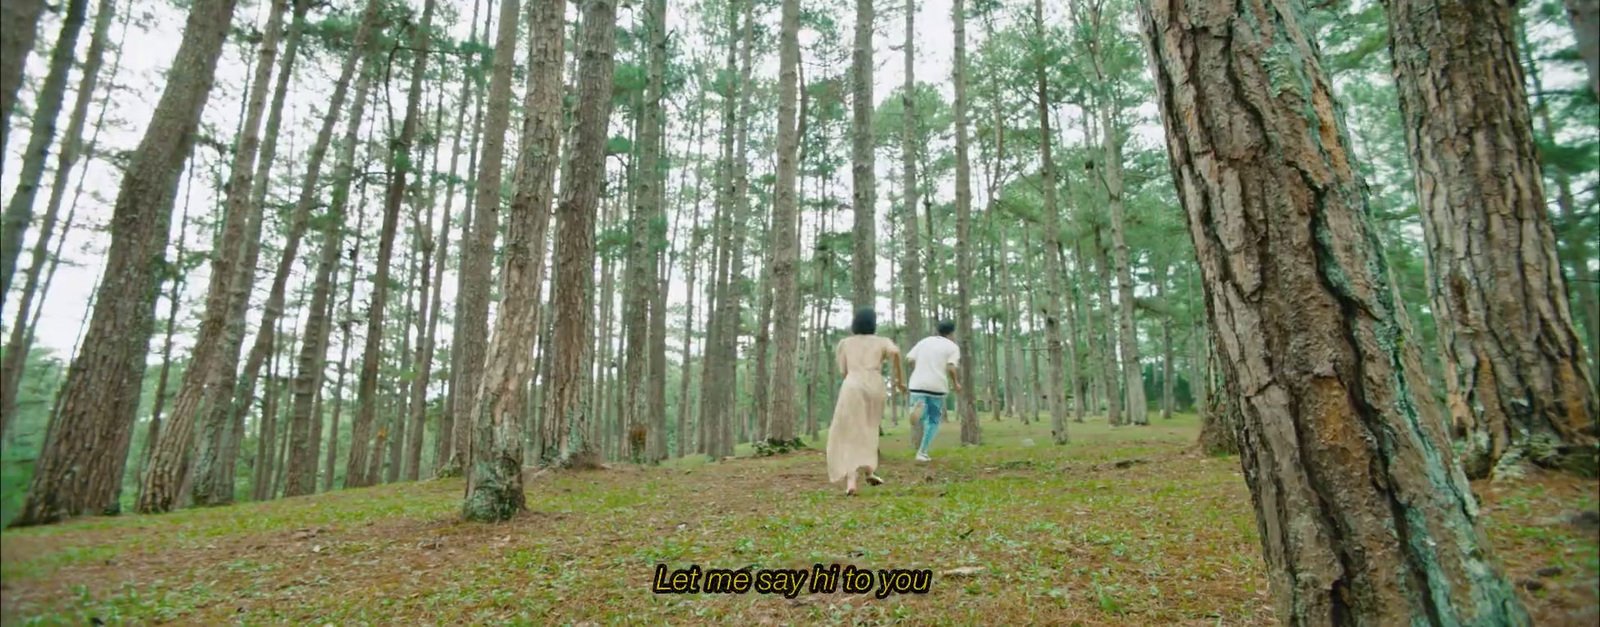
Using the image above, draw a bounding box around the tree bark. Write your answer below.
[849,0,875,310]
[438,0,489,474]
[0,0,119,441]
[0,0,90,303]
[137,0,289,514]
[766,0,802,445]
[502,0,565,467]
[1033,0,1071,443]
[139,169,196,481]
[1383,0,1598,479]
[10,0,239,527]
[952,0,978,446]
[0,0,46,174]
[1138,0,1532,622]
[191,0,320,506]
[446,0,515,477]
[623,0,664,461]
[1089,228,1122,424]
[547,0,619,468]
[900,0,923,346]
[463,0,564,518]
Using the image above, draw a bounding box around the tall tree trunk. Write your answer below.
[1089,228,1122,424]
[952,0,978,446]
[674,84,708,458]
[1138,1,1531,622]
[752,212,775,441]
[1156,257,1174,419]
[697,0,743,458]
[502,0,565,467]
[138,0,289,514]
[447,0,514,476]
[900,0,923,346]
[192,0,334,505]
[10,0,239,527]
[849,0,875,310]
[0,0,90,303]
[767,0,802,444]
[194,0,315,505]
[347,0,437,488]
[463,0,564,518]
[1565,0,1600,99]
[437,0,489,474]
[1033,0,1070,443]
[404,89,447,482]
[548,0,619,467]
[0,0,119,440]
[0,0,46,172]
[1384,0,1598,478]
[281,47,379,498]
[139,169,196,481]
[623,0,665,461]
[1084,7,1145,425]
[323,177,369,492]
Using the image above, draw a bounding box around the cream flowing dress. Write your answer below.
[826,334,899,484]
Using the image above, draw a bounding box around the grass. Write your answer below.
[1,414,1595,626]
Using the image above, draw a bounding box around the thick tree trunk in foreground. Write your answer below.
[0,0,117,441]
[498,0,564,466]
[1138,0,1530,623]
[446,0,515,476]
[10,0,238,527]
[547,0,619,467]
[463,0,565,519]
[1,0,90,303]
[953,0,978,446]
[0,0,46,175]
[1383,0,1598,479]
[139,0,289,514]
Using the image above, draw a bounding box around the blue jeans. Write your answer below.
[911,393,946,454]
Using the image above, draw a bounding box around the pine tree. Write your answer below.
[1138,0,1531,621]
[10,0,241,527]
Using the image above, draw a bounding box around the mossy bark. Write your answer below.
[1383,0,1597,480]
[1138,0,1530,623]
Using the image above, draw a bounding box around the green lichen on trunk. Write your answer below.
[461,454,524,522]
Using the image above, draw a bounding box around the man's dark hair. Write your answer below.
[851,307,877,335]
[937,320,956,337]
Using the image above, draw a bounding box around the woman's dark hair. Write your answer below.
[851,307,877,335]
[937,320,956,337]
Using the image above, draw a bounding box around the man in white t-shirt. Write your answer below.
[905,320,961,462]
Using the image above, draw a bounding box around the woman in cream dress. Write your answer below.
[827,308,906,495]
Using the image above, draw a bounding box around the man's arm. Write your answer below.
[947,346,961,393]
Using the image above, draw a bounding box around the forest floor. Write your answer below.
[1,414,1596,626]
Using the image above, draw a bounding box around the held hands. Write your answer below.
[894,380,908,395]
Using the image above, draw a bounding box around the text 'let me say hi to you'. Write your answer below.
[651,563,933,599]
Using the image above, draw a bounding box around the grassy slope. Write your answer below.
[1,414,1595,626]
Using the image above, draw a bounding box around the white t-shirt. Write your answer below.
[906,335,960,394]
